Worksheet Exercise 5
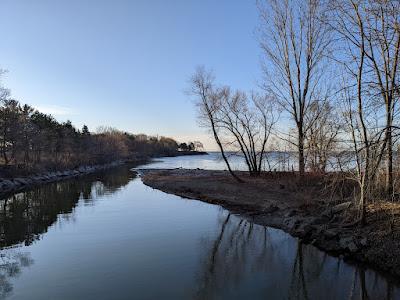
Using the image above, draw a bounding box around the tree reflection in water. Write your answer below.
[0,166,136,298]
[195,211,400,300]
[0,165,135,248]
[0,249,33,299]
[0,165,399,300]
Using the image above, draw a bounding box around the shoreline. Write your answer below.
[0,160,130,197]
[0,151,208,197]
[138,168,400,280]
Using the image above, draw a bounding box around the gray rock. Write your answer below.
[339,236,352,248]
[303,216,317,225]
[284,209,297,218]
[11,179,20,186]
[339,236,358,252]
[332,201,352,214]
[324,229,339,239]
[359,237,368,247]
[348,242,358,252]
[25,178,34,184]
[321,208,332,218]
[13,178,29,185]
[296,223,313,236]
[1,180,14,188]
[284,217,300,230]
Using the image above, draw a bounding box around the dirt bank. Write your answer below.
[139,168,400,279]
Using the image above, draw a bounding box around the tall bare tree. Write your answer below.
[330,0,400,223]
[258,0,332,176]
[361,1,400,194]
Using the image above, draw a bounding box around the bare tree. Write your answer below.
[258,0,332,176]
[329,0,400,223]
[305,101,340,173]
[332,0,400,194]
[360,1,400,194]
[216,89,278,175]
[189,67,243,182]
[189,67,279,178]
[331,1,374,224]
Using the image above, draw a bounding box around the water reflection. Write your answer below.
[0,166,136,299]
[0,165,136,248]
[0,249,33,299]
[196,212,400,299]
[0,161,398,299]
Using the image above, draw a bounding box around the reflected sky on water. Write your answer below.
[0,157,397,299]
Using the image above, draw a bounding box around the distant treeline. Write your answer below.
[0,98,181,176]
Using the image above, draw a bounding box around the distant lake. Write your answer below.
[147,151,348,172]
[0,154,397,299]
[146,151,299,171]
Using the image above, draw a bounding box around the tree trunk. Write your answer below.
[217,140,243,183]
[360,178,366,226]
[360,151,369,226]
[210,120,243,183]
[386,124,393,195]
[298,129,305,177]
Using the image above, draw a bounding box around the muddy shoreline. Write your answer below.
[138,168,400,280]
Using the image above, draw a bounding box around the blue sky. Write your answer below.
[0,0,262,149]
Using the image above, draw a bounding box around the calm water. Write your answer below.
[0,154,398,299]
[146,152,296,171]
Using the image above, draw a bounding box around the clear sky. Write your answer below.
[0,0,262,150]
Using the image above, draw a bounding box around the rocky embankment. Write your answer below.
[0,161,124,195]
[138,168,400,279]
[0,152,207,196]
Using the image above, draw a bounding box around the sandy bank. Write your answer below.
[139,168,400,279]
